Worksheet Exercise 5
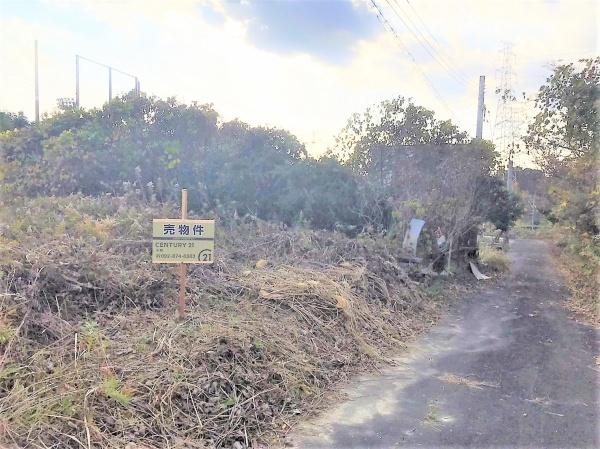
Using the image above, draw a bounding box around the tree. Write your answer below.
[332,96,521,260]
[0,111,29,132]
[0,93,520,239]
[474,176,523,232]
[0,94,221,199]
[525,58,599,174]
[270,157,383,233]
[0,94,377,233]
[333,96,469,174]
[203,121,307,218]
[525,58,599,234]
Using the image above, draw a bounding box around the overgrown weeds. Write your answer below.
[0,195,450,448]
[555,232,599,327]
[478,244,511,272]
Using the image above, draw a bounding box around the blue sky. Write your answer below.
[0,0,597,164]
[224,0,379,63]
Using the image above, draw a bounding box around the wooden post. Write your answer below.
[178,189,188,318]
[447,236,453,272]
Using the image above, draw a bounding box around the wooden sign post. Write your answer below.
[152,189,215,318]
[178,189,188,318]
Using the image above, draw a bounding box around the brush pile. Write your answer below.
[0,195,447,448]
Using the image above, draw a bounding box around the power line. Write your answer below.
[402,0,471,84]
[368,0,459,121]
[404,0,444,47]
[385,0,469,87]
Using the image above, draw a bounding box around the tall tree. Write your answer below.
[525,58,599,234]
[525,57,599,174]
[333,96,469,174]
[0,111,29,132]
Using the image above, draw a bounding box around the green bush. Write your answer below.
[1,93,516,239]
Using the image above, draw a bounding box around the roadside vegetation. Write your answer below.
[478,244,511,273]
[0,194,476,448]
[0,85,524,446]
[556,232,600,326]
[510,217,554,239]
[521,57,599,327]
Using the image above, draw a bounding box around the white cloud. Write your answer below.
[1,0,596,164]
[0,16,76,117]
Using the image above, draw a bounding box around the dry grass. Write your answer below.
[478,245,511,273]
[553,235,599,328]
[0,195,448,449]
[558,258,599,327]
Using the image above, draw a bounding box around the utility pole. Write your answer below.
[476,75,485,139]
[75,55,80,107]
[34,40,39,123]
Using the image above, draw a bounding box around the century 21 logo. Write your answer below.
[198,249,212,262]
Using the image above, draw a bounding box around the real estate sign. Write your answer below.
[152,219,215,264]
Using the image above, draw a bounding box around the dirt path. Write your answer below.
[291,239,598,449]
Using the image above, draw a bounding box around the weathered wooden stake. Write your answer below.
[447,236,453,272]
[178,189,188,318]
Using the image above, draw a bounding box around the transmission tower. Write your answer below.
[493,43,521,191]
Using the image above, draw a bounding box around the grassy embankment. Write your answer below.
[555,232,599,327]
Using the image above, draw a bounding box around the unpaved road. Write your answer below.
[292,239,598,449]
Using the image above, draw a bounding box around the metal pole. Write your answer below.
[476,75,485,139]
[34,40,39,123]
[75,55,80,107]
[108,67,112,102]
[76,54,138,100]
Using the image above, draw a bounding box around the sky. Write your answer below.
[0,0,597,165]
